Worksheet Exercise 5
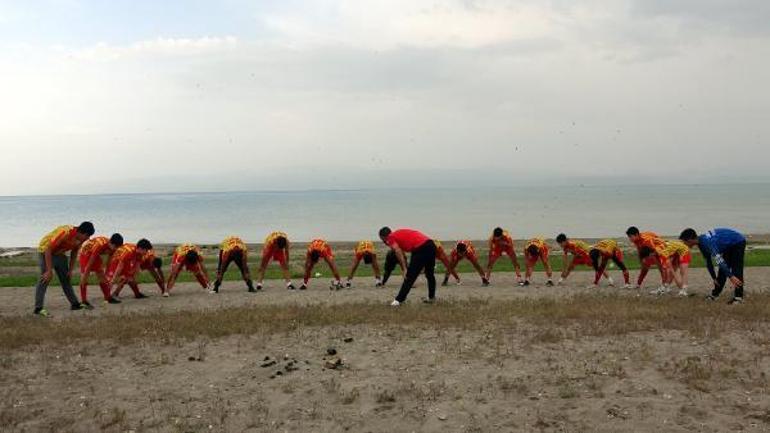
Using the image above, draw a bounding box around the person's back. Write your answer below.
[386,229,429,252]
[699,228,745,253]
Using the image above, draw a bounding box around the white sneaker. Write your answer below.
[607,277,615,287]
[390,300,400,307]
[162,292,170,298]
[678,289,688,297]
[208,289,217,294]
[622,284,633,289]
[649,286,670,295]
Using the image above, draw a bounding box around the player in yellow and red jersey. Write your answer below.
[589,239,631,288]
[556,233,613,286]
[443,240,488,286]
[166,243,210,295]
[485,227,523,284]
[108,239,153,300]
[639,240,693,296]
[433,240,457,286]
[34,222,95,316]
[213,236,254,293]
[626,226,667,289]
[78,233,124,306]
[138,248,166,294]
[302,239,343,290]
[346,240,382,287]
[256,231,294,290]
[522,238,554,286]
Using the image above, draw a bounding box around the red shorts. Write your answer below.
[79,254,104,274]
[310,246,333,260]
[491,247,515,259]
[106,260,137,281]
[263,248,287,266]
[572,255,592,267]
[672,253,692,266]
[612,250,624,262]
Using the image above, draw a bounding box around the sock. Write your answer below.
[80,286,88,303]
[99,282,111,300]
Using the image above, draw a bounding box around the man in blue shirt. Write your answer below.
[679,228,746,304]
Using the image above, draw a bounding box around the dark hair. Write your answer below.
[109,233,124,247]
[493,227,503,238]
[379,227,392,238]
[679,228,698,241]
[626,226,640,236]
[275,236,288,249]
[639,246,654,259]
[527,244,539,257]
[77,221,95,236]
[556,233,567,243]
[456,243,468,254]
[185,250,199,265]
[589,249,601,271]
[309,250,321,263]
[152,257,163,269]
[362,252,373,265]
[137,238,153,250]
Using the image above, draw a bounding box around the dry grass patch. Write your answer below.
[2,294,770,350]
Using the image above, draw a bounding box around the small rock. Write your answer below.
[343,337,354,343]
[263,356,270,361]
[188,356,196,362]
[275,371,283,376]
[260,360,277,368]
[327,347,338,356]
[324,358,343,370]
[437,414,447,421]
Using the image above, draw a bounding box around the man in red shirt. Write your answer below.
[379,227,437,306]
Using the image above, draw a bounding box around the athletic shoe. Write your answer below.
[81,301,95,310]
[677,289,688,297]
[298,284,307,291]
[247,287,256,293]
[208,289,217,294]
[607,277,615,287]
[162,292,170,298]
[33,308,51,318]
[112,294,122,301]
[545,280,554,287]
[622,284,633,289]
[330,280,342,291]
[522,280,531,287]
[649,286,670,296]
[390,300,401,307]
[421,297,436,304]
[135,293,149,299]
[106,297,122,304]
[71,303,85,311]
[482,278,490,287]
[727,297,743,305]
[705,294,716,301]
[345,281,352,288]
[256,283,263,291]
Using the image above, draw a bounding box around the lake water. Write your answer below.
[1,184,769,247]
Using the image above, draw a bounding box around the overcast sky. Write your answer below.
[1,0,768,195]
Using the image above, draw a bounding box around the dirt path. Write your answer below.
[3,268,769,318]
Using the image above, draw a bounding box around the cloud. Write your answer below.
[65,35,238,61]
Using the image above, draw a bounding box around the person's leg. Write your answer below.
[53,254,80,307]
[395,250,426,303]
[96,271,112,301]
[728,242,745,298]
[424,243,437,300]
[612,257,630,285]
[34,254,50,312]
[234,256,253,290]
[214,251,225,288]
[713,268,728,298]
[485,254,499,279]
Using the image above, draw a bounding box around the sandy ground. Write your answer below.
[2,270,770,432]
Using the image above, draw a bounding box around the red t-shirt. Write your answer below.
[386,229,430,252]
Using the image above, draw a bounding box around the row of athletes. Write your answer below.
[31,223,745,315]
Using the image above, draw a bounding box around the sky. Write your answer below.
[1,0,769,195]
